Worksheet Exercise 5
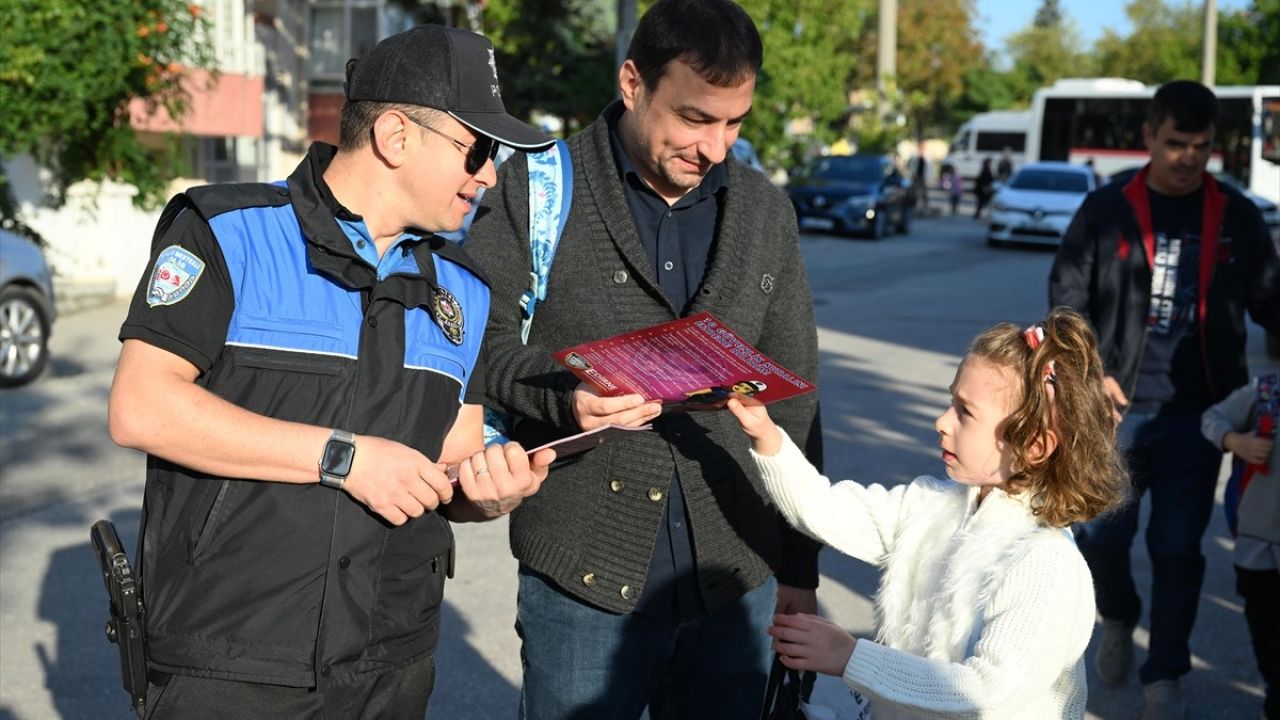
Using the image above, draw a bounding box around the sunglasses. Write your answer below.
[405,115,499,175]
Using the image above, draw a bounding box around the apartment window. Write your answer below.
[185,136,260,183]
[309,2,381,84]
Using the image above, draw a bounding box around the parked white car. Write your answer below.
[987,161,1097,247]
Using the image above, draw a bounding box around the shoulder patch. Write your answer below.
[147,245,206,307]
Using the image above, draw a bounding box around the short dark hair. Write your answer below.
[626,0,762,91]
[338,101,445,150]
[1147,80,1218,133]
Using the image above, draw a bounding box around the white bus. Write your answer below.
[943,110,1031,181]
[1025,78,1280,203]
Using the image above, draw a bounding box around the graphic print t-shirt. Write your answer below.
[1132,187,1212,412]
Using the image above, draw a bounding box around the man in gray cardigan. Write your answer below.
[465,1,823,717]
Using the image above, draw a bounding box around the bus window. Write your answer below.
[975,131,1026,153]
[1218,98,1254,185]
[1263,97,1280,165]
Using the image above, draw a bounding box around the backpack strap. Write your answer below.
[519,139,573,344]
[482,140,573,445]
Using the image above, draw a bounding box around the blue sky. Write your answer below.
[975,0,1250,51]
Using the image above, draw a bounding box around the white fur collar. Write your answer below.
[874,477,1050,661]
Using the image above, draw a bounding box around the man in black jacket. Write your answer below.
[466,1,823,717]
[1050,80,1280,720]
[108,26,554,718]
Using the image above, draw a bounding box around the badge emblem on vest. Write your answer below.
[147,245,206,307]
[760,273,775,294]
[431,285,464,345]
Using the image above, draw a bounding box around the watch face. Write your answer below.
[322,439,355,478]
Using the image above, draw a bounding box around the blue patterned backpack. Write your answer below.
[483,140,573,444]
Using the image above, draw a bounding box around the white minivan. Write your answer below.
[943,110,1031,181]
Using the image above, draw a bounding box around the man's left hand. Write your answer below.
[446,443,555,521]
[776,584,818,615]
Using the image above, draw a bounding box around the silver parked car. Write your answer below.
[987,161,1097,247]
[0,229,56,387]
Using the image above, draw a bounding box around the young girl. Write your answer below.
[730,307,1128,719]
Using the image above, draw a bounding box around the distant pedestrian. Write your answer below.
[997,147,1015,183]
[914,152,929,210]
[1085,158,1102,189]
[974,158,995,219]
[941,164,963,215]
[728,308,1128,718]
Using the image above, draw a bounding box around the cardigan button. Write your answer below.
[620,585,634,600]
[582,572,597,586]
[613,270,629,284]
[609,479,624,493]
[647,487,664,502]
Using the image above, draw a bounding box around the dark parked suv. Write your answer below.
[788,154,912,238]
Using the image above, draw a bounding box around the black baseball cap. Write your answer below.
[344,25,553,151]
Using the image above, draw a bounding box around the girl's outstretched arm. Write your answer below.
[728,398,908,565]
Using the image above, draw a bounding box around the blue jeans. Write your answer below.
[1075,411,1223,684]
[515,569,776,720]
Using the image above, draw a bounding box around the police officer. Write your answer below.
[108,26,554,718]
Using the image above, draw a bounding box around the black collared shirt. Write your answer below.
[610,119,726,312]
[608,116,727,620]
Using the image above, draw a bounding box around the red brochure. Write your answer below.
[553,312,816,411]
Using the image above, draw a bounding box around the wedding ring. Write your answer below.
[474,466,490,476]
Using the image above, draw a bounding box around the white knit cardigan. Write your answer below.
[753,432,1095,719]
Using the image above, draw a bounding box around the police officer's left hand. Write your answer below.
[449,443,556,520]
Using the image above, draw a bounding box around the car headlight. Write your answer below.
[837,195,876,211]
[992,200,1010,212]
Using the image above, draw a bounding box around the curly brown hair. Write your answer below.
[967,307,1129,527]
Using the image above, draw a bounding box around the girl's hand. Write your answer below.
[768,613,857,677]
[726,397,782,456]
[1225,431,1275,465]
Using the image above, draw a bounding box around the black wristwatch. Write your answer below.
[319,429,356,489]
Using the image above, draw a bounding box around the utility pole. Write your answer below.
[877,0,898,116]
[617,0,637,77]
[1201,0,1217,87]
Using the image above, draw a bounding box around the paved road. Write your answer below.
[0,213,1269,719]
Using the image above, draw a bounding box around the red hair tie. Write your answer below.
[1023,323,1057,392]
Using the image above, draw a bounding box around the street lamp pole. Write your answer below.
[1202,0,1217,87]
[877,0,897,115]
[617,0,637,77]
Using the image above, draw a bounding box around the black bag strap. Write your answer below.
[760,653,810,720]
[760,653,787,720]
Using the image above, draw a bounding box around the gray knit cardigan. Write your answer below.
[466,103,824,614]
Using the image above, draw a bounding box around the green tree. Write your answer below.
[1253,0,1280,84]
[483,0,616,132]
[0,0,213,221]
[877,0,984,140]
[1092,0,1202,83]
[1005,19,1091,103]
[952,64,1021,121]
[733,0,870,168]
[1090,0,1275,85]
[1216,0,1280,84]
[1033,0,1064,28]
